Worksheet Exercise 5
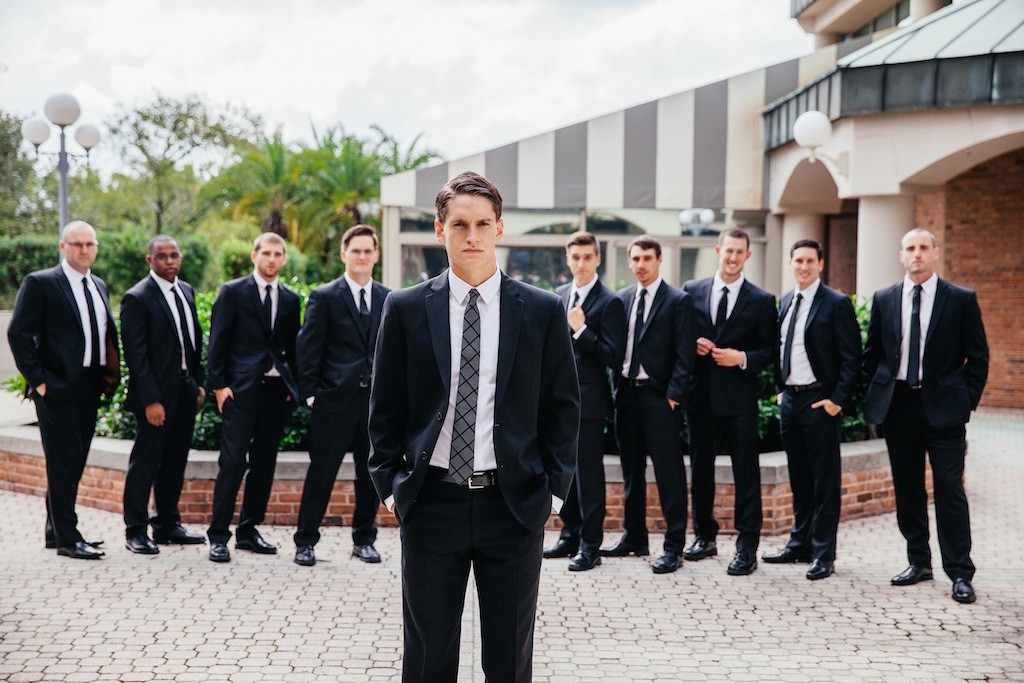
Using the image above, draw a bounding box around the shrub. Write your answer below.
[0,234,60,307]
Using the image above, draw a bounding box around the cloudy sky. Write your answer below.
[1,0,813,172]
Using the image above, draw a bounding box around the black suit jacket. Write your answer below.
[613,281,695,406]
[368,272,581,531]
[556,280,626,420]
[774,284,861,415]
[863,278,988,429]
[7,265,120,400]
[120,275,204,414]
[683,277,776,416]
[206,275,300,403]
[297,278,390,412]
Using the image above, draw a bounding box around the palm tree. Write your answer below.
[372,125,443,175]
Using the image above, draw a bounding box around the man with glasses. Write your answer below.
[119,236,207,555]
[8,221,121,559]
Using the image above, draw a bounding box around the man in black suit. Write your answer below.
[543,231,626,572]
[761,240,861,580]
[369,172,579,682]
[7,220,120,560]
[863,228,988,604]
[119,236,207,554]
[293,225,390,567]
[600,235,694,575]
[683,228,776,576]
[206,232,301,563]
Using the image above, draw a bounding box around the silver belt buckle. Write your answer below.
[468,472,487,489]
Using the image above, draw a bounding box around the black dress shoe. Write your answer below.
[762,546,812,564]
[209,543,231,563]
[727,549,758,576]
[235,533,277,555]
[46,538,103,550]
[543,538,579,559]
[682,539,718,561]
[891,565,933,586]
[57,541,105,560]
[599,537,650,557]
[294,546,316,567]
[652,552,681,574]
[153,525,205,545]
[806,559,834,581]
[125,535,160,555]
[352,544,382,563]
[568,550,602,572]
[952,578,976,604]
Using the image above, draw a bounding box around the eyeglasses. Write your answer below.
[65,241,99,250]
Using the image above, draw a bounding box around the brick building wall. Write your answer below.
[915,147,1024,409]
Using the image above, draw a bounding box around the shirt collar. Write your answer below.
[903,273,938,296]
[793,278,821,301]
[571,275,599,303]
[637,277,662,299]
[61,259,90,284]
[713,272,745,294]
[344,271,371,297]
[448,267,502,306]
[253,270,277,291]
[149,270,178,291]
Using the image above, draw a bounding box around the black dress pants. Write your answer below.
[208,378,291,544]
[123,376,198,538]
[555,417,607,552]
[779,387,842,562]
[400,469,543,683]
[614,384,688,555]
[883,382,974,582]
[36,369,102,547]
[687,405,762,551]
[294,391,379,548]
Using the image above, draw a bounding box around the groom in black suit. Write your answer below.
[7,220,120,559]
[206,232,301,562]
[120,235,206,554]
[863,228,988,604]
[369,172,579,682]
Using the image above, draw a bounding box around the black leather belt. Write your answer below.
[785,381,823,393]
[623,378,652,387]
[179,369,191,378]
[438,469,497,488]
[897,380,923,391]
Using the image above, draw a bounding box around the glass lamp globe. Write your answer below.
[75,124,101,150]
[21,118,50,146]
[793,110,832,150]
[44,93,81,127]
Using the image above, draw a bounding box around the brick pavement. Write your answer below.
[0,408,1021,682]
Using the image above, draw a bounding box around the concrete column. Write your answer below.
[856,195,916,297]
[779,213,826,289]
[381,205,403,289]
[910,0,950,21]
[814,32,840,49]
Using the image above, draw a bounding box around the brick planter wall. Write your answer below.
[0,426,929,536]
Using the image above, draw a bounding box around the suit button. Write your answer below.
[494,423,500,428]
[436,412,442,421]
[420,452,428,460]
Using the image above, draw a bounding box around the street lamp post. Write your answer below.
[21,93,101,236]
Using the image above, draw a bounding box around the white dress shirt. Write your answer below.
[568,274,598,340]
[710,272,748,369]
[61,259,107,367]
[780,278,821,386]
[620,277,663,380]
[253,271,281,377]
[897,273,937,382]
[343,271,372,311]
[150,271,197,371]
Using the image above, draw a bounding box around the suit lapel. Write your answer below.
[426,275,451,397]
[638,283,666,342]
[805,286,826,330]
[368,281,386,352]
[778,291,793,332]
[890,283,904,349]
[924,279,949,350]
[147,276,178,334]
[338,278,366,346]
[582,281,601,312]
[494,275,523,411]
[719,281,751,338]
[55,267,85,335]
[558,285,571,312]
[247,277,271,338]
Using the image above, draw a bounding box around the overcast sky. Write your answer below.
[1,0,813,173]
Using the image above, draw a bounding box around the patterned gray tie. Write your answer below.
[446,288,482,484]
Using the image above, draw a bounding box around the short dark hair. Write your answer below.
[253,232,287,251]
[435,172,503,223]
[147,234,177,254]
[565,231,599,254]
[627,235,662,259]
[717,228,750,249]
[341,224,379,250]
[790,239,823,260]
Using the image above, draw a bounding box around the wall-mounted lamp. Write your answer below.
[793,110,848,176]
[678,208,717,236]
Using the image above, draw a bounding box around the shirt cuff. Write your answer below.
[305,396,315,407]
[385,495,395,512]
[740,352,747,370]
[572,324,588,340]
[551,495,563,513]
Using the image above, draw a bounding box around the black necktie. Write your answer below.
[82,276,100,368]
[359,288,371,339]
[907,284,922,387]
[263,284,274,332]
[447,289,481,484]
[628,288,647,380]
[715,286,729,338]
[572,291,581,309]
[173,285,198,372]
[781,293,803,384]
